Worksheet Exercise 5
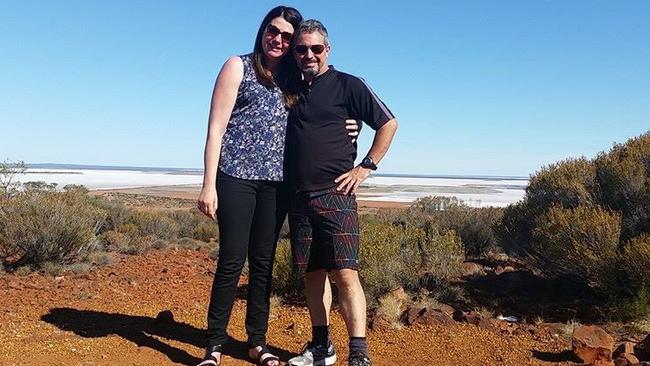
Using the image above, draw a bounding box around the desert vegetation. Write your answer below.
[500,132,650,318]
[1,131,648,322]
[0,179,218,275]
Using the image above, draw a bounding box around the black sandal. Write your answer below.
[197,344,222,366]
[249,345,280,366]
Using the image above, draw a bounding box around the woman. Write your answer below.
[197,6,357,366]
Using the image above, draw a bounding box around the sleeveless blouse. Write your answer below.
[218,53,287,181]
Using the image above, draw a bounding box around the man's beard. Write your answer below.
[301,63,319,78]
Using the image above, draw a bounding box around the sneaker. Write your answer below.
[348,351,371,366]
[288,341,337,366]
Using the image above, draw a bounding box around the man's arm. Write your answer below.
[334,118,398,194]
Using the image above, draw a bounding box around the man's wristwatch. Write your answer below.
[360,156,378,170]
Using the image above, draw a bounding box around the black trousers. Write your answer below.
[206,171,287,347]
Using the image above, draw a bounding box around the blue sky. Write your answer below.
[1,1,648,176]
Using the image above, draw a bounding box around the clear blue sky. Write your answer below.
[1,1,648,176]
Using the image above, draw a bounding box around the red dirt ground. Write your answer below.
[0,249,573,366]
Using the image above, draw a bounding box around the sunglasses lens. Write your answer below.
[295,45,326,55]
[266,26,280,37]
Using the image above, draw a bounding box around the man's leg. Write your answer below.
[317,189,371,364]
[288,191,336,365]
[330,269,366,337]
[304,269,331,327]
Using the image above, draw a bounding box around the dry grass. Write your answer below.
[87,251,116,266]
[376,295,404,330]
[561,320,581,340]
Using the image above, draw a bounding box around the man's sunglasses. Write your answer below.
[265,25,292,43]
[294,44,326,55]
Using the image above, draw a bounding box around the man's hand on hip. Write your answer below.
[334,166,371,195]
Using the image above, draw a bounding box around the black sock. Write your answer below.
[349,336,368,356]
[312,325,330,347]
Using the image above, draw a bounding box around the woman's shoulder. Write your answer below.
[217,56,245,82]
[223,55,244,70]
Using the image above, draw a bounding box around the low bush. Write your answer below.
[128,210,179,240]
[92,199,133,232]
[86,251,116,266]
[272,239,304,299]
[192,221,219,243]
[0,190,104,269]
[168,209,204,238]
[595,132,650,241]
[359,219,464,304]
[531,205,621,291]
[382,196,503,259]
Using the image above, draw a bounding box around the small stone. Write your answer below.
[614,342,636,358]
[572,325,615,363]
[402,306,425,326]
[438,304,455,317]
[415,309,454,327]
[613,353,639,366]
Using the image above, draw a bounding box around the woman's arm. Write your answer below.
[197,56,244,219]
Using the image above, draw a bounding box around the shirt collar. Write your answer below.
[303,65,335,88]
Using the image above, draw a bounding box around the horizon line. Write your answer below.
[25,162,530,180]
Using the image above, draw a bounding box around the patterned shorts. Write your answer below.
[289,187,360,273]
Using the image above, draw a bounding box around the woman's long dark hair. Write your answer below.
[252,6,302,107]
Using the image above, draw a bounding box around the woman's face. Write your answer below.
[261,16,294,60]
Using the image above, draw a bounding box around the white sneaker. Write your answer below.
[288,342,337,366]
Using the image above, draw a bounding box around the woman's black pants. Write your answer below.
[206,171,286,347]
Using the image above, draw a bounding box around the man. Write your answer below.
[286,19,398,366]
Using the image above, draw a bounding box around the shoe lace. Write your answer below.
[300,341,314,354]
[349,351,370,366]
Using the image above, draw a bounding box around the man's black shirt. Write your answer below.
[287,66,394,192]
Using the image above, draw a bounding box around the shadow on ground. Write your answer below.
[531,349,579,363]
[461,268,605,323]
[41,307,293,365]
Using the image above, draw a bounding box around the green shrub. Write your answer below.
[22,181,57,192]
[0,190,104,268]
[168,209,202,237]
[92,199,133,233]
[168,237,209,250]
[620,234,650,295]
[527,157,599,211]
[595,132,650,241]
[531,205,621,290]
[62,184,89,194]
[87,251,116,266]
[390,196,502,259]
[192,221,219,242]
[359,219,464,304]
[41,261,65,276]
[272,239,304,298]
[68,262,92,274]
[498,200,536,258]
[128,210,179,239]
[459,207,504,258]
[409,196,464,214]
[100,230,132,253]
[100,228,153,255]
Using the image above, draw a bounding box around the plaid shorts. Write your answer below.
[289,187,360,272]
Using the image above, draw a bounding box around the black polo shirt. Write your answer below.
[287,66,394,192]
